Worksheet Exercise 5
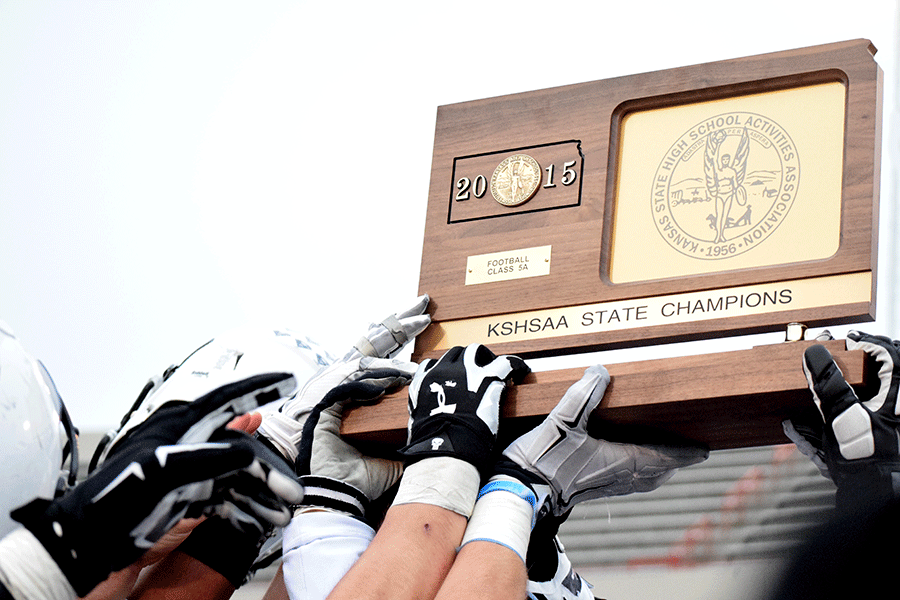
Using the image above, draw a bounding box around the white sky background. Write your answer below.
[0,1,898,432]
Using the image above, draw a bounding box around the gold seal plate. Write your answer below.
[490,154,542,206]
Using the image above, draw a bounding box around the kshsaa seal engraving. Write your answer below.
[653,112,800,259]
[491,154,542,207]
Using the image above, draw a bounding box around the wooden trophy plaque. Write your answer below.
[343,39,882,451]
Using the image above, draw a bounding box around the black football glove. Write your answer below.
[11,373,303,597]
[785,331,900,513]
[399,344,530,472]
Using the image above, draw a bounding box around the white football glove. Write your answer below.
[257,296,431,520]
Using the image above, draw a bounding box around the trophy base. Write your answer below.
[342,339,866,451]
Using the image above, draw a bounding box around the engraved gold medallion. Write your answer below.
[490,154,542,206]
[652,112,800,260]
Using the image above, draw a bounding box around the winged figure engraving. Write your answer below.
[704,127,750,243]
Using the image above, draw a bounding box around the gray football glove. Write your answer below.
[258,356,416,514]
[501,365,709,517]
[347,294,430,360]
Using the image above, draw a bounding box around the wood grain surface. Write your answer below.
[342,339,866,451]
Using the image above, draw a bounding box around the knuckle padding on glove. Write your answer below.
[184,372,295,429]
[831,405,875,459]
[106,372,295,459]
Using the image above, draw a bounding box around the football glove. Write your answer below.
[258,356,416,519]
[784,331,900,512]
[11,373,303,597]
[399,344,530,471]
[257,296,431,520]
[347,294,430,360]
[501,365,709,517]
[526,535,595,600]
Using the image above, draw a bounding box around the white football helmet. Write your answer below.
[89,326,333,471]
[0,321,78,539]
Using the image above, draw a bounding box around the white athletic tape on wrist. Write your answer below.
[460,476,537,562]
[0,528,76,600]
[391,457,480,517]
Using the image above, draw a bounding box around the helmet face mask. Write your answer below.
[0,322,76,539]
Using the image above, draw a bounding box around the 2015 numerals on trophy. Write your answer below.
[455,175,488,201]
[455,159,578,202]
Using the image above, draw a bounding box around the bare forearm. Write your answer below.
[261,565,288,600]
[129,551,236,600]
[435,541,526,600]
[326,503,466,600]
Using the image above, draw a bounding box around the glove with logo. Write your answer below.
[784,331,900,513]
[390,344,529,518]
[399,344,531,471]
[10,373,303,598]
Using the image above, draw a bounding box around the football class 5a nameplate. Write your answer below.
[414,39,882,360]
